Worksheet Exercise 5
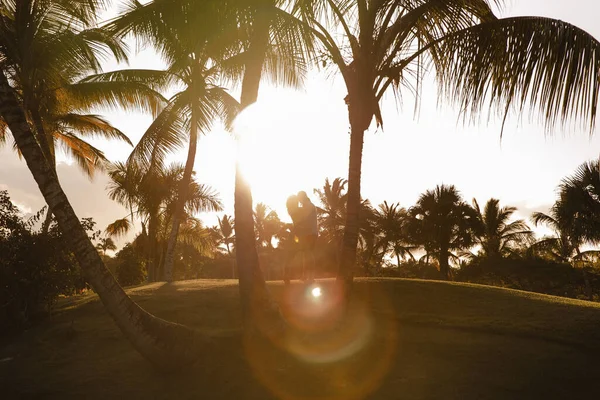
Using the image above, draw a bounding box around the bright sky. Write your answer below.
[2,0,600,247]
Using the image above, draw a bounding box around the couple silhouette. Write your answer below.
[285,191,318,284]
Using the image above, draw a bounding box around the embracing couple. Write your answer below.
[285,191,318,283]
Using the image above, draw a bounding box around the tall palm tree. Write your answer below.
[108,0,313,327]
[372,201,415,267]
[472,198,533,260]
[89,46,239,283]
[0,0,165,231]
[0,0,165,175]
[294,0,600,290]
[409,185,478,280]
[106,162,222,281]
[0,42,204,372]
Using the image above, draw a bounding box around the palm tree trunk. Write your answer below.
[0,71,205,370]
[226,244,235,279]
[147,212,159,282]
[235,17,282,334]
[29,108,60,235]
[337,123,365,292]
[163,104,198,282]
[439,246,450,280]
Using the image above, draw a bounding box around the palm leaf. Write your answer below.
[55,113,132,145]
[106,217,133,238]
[435,16,600,132]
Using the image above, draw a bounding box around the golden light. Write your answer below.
[232,96,340,217]
[311,286,322,298]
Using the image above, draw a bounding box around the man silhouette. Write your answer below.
[296,191,318,282]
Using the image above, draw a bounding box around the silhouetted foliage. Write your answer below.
[115,243,146,287]
[0,191,91,334]
[458,257,600,301]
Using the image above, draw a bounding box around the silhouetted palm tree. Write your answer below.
[215,215,236,278]
[555,159,600,245]
[372,201,415,267]
[0,0,165,231]
[0,8,203,372]
[106,162,222,281]
[530,210,600,263]
[254,203,281,249]
[295,0,600,289]
[314,177,348,245]
[472,198,533,260]
[96,236,117,255]
[409,185,478,279]
[107,1,313,327]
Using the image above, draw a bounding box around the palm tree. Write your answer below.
[531,206,600,300]
[295,0,600,290]
[215,215,236,278]
[0,0,165,231]
[409,185,478,280]
[0,40,204,372]
[96,236,117,256]
[314,177,374,272]
[106,162,222,281]
[254,203,281,249]
[108,0,313,327]
[372,201,415,267]
[555,159,600,245]
[530,211,578,263]
[90,47,239,284]
[472,198,534,260]
[314,177,348,245]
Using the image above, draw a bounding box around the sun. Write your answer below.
[234,98,325,217]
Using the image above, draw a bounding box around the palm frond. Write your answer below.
[54,131,108,178]
[126,95,188,173]
[55,113,132,145]
[435,16,600,132]
[106,217,132,238]
[64,80,167,117]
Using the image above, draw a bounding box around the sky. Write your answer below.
[2,0,600,249]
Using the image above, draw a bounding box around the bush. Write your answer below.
[456,257,600,301]
[0,191,87,334]
[115,243,146,287]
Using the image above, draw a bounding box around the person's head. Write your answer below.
[297,191,311,205]
[286,194,299,216]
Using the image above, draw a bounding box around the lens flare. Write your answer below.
[311,287,322,298]
[245,281,399,400]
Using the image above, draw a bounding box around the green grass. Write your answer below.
[2,278,600,399]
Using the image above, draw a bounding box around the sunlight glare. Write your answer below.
[233,95,344,219]
[311,286,322,298]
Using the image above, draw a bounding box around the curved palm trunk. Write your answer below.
[0,71,205,370]
[235,19,282,334]
[337,122,365,293]
[30,108,58,234]
[163,106,198,282]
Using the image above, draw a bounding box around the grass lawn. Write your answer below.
[2,278,600,399]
